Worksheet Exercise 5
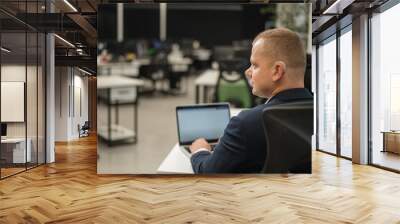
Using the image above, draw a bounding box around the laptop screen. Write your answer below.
[176,104,230,145]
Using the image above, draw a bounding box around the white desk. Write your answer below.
[157,108,244,174]
[168,57,192,65]
[98,59,151,77]
[1,138,31,163]
[97,75,144,89]
[169,57,192,73]
[193,49,211,61]
[97,75,144,104]
[194,69,219,103]
[97,76,144,145]
[157,143,194,174]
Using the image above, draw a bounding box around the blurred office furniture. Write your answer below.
[194,69,219,104]
[215,58,253,108]
[97,73,139,104]
[138,65,170,94]
[192,48,212,70]
[233,48,251,68]
[97,75,144,146]
[151,49,172,93]
[213,46,235,61]
[261,100,313,173]
[180,39,195,57]
[138,64,161,94]
[1,123,7,139]
[181,39,211,70]
[135,40,150,58]
[167,44,193,94]
[98,58,151,78]
[234,47,251,59]
[78,121,90,138]
[192,48,211,61]
[98,62,138,77]
[232,39,252,49]
[381,131,400,154]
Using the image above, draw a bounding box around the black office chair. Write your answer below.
[138,63,169,94]
[79,121,90,138]
[261,100,313,173]
[304,54,312,92]
[138,64,156,93]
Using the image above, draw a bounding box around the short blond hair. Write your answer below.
[254,28,306,72]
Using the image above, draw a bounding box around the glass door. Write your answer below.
[317,35,337,155]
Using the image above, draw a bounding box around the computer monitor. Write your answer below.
[1,123,7,137]
[213,46,235,61]
[176,103,230,145]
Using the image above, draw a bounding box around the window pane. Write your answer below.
[340,29,352,158]
[27,31,38,169]
[38,32,45,165]
[1,31,28,178]
[371,3,400,171]
[318,37,337,154]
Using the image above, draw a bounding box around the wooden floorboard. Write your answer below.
[1,134,400,223]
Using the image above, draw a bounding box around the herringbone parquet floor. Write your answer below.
[1,135,400,223]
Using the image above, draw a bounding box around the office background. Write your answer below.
[96,3,311,174]
[0,1,400,223]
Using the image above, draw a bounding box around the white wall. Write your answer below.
[55,67,69,141]
[55,67,89,141]
[1,64,46,164]
[1,65,36,137]
[71,73,89,138]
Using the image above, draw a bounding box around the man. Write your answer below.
[189,28,313,173]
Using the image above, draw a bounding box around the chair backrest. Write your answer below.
[82,121,90,129]
[138,64,153,79]
[304,54,312,92]
[261,100,313,173]
[215,58,254,108]
[213,46,235,62]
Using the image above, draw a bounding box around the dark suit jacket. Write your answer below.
[191,88,313,173]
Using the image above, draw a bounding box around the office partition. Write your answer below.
[0,31,28,177]
[0,1,47,179]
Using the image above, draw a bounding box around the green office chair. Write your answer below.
[215,58,253,108]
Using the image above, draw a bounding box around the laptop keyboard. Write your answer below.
[183,145,216,153]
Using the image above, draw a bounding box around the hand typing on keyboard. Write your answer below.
[189,138,211,154]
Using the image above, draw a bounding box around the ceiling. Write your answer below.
[0,0,314,74]
[10,0,388,73]
[311,0,390,43]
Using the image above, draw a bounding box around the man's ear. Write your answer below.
[271,61,286,82]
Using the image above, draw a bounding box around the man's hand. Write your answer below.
[190,138,211,154]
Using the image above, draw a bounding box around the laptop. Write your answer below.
[176,103,231,157]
